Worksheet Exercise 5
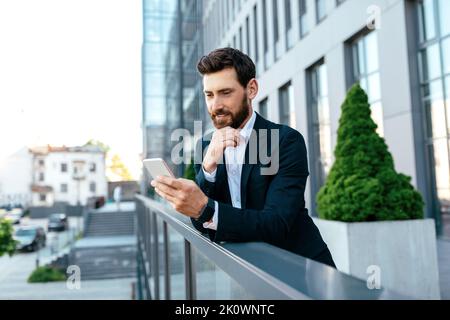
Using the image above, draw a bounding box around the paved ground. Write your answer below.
[0,242,134,300]
[0,215,135,300]
[437,239,450,300]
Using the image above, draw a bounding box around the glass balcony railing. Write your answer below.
[135,195,408,300]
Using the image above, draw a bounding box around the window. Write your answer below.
[308,61,332,191]
[336,0,345,6]
[349,31,384,136]
[61,163,67,173]
[226,0,230,28]
[262,0,269,68]
[285,0,294,50]
[90,162,96,173]
[38,159,44,166]
[246,16,251,55]
[39,194,46,202]
[239,26,243,50]
[273,0,281,60]
[38,172,44,182]
[417,0,450,236]
[90,182,96,193]
[298,0,308,38]
[278,81,296,128]
[231,0,235,19]
[60,183,68,193]
[315,0,327,23]
[253,5,259,63]
[259,98,268,118]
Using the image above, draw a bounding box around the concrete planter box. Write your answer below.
[313,218,440,299]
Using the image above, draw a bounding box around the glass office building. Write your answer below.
[143,0,450,237]
[142,0,204,190]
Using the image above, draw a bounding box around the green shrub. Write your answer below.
[0,218,16,257]
[28,266,66,283]
[316,84,424,222]
[184,160,196,181]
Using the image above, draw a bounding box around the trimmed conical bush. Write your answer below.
[316,84,424,222]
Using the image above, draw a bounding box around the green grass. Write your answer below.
[27,266,66,283]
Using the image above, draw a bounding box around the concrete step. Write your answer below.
[84,232,135,237]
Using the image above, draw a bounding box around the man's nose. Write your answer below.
[210,97,224,111]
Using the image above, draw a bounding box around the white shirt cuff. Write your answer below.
[202,166,217,183]
[202,201,219,231]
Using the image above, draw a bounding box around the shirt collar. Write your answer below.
[240,110,256,141]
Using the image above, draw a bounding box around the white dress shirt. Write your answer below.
[202,110,257,230]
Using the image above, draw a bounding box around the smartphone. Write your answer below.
[143,158,175,180]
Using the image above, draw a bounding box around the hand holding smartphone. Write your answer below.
[143,158,175,180]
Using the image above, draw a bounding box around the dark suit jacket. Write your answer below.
[191,112,330,262]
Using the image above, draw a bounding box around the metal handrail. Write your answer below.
[135,194,408,300]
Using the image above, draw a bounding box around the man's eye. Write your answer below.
[223,91,230,95]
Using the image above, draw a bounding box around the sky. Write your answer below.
[0,0,143,180]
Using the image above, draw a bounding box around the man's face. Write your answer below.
[203,68,253,129]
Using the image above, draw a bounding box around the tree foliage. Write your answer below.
[316,84,424,222]
[109,154,133,181]
[83,139,111,153]
[0,218,16,257]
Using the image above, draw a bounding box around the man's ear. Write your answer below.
[247,78,258,100]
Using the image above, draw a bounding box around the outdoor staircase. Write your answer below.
[69,203,137,280]
[70,243,136,280]
[84,211,136,237]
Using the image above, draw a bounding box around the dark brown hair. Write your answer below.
[197,47,256,88]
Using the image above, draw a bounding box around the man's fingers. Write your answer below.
[154,181,177,197]
[155,187,177,203]
[156,175,182,189]
[223,139,238,148]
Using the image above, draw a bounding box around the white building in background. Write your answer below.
[0,147,33,206]
[29,145,107,206]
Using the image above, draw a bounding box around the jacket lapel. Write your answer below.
[240,113,267,209]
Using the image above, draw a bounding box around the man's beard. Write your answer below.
[210,94,250,129]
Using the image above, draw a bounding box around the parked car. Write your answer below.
[14,226,46,252]
[4,212,22,225]
[47,213,69,232]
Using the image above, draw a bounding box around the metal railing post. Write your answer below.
[151,211,160,300]
[163,221,171,300]
[184,240,196,300]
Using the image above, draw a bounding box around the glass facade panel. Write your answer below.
[259,98,268,119]
[279,82,295,128]
[418,0,450,237]
[438,0,450,37]
[309,62,332,189]
[299,0,308,38]
[442,37,450,75]
[420,43,442,81]
[419,0,436,42]
[351,31,384,136]
[315,0,327,22]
